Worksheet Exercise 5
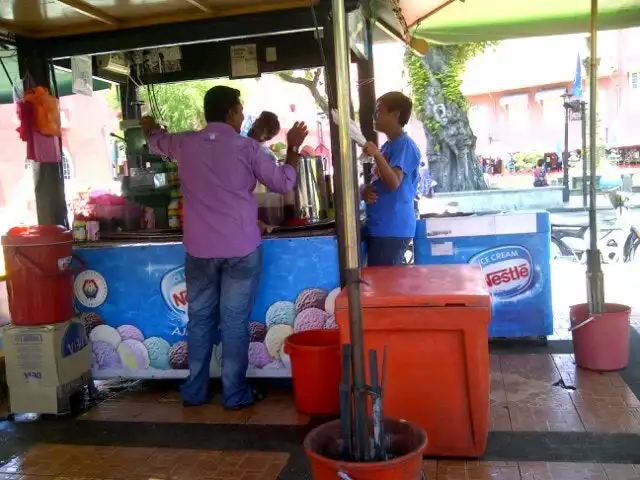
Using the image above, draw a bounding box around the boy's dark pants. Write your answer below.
[365,237,412,266]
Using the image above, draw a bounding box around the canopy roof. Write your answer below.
[0,53,111,104]
[0,0,318,38]
[375,0,640,44]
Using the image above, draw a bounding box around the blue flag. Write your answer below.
[572,54,583,98]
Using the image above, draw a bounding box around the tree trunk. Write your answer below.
[420,47,487,192]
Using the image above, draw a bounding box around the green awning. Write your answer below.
[403,0,640,43]
[0,54,111,105]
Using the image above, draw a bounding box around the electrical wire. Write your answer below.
[0,57,12,88]
[48,59,70,229]
[308,0,333,105]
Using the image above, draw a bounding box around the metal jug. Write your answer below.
[284,155,333,224]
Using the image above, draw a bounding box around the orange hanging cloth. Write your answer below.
[24,86,62,137]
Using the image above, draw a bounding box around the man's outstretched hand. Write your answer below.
[286,121,309,148]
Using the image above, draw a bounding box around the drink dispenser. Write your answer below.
[284,155,333,224]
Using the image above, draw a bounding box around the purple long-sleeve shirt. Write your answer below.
[148,123,297,259]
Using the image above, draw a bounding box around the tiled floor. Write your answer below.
[0,444,290,479]
[490,354,640,433]
[81,352,640,434]
[424,461,640,479]
[80,388,310,426]
[1,445,640,480]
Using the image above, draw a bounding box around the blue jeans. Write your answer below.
[365,237,411,266]
[180,246,262,408]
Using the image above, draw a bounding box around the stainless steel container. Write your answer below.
[284,155,333,223]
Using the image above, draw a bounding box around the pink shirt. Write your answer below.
[148,123,296,259]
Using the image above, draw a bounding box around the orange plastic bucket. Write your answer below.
[570,303,631,371]
[283,330,341,415]
[304,418,427,480]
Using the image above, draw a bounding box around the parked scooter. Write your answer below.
[551,187,637,263]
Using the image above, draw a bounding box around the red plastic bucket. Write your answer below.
[570,303,631,371]
[283,329,341,415]
[304,418,427,480]
[1,225,85,326]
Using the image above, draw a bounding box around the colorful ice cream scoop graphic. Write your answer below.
[265,301,295,328]
[144,337,171,370]
[117,324,144,342]
[279,345,291,371]
[265,324,293,359]
[324,314,338,330]
[294,307,332,332]
[92,341,121,369]
[248,342,274,369]
[80,311,104,335]
[249,321,267,342]
[169,341,189,369]
[324,287,341,314]
[117,339,150,370]
[295,288,328,314]
[89,324,121,348]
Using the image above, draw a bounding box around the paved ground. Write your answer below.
[0,261,638,479]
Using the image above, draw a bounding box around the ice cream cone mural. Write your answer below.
[80,284,340,377]
[73,238,341,379]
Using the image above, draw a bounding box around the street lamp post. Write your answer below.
[562,91,587,202]
[561,91,571,203]
[562,92,587,206]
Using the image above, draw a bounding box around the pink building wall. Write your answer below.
[463,28,640,156]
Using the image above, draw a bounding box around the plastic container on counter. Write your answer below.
[124,203,142,231]
[255,192,284,227]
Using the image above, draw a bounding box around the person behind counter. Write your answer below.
[247,111,280,144]
[141,86,308,410]
[361,91,421,266]
[247,111,281,234]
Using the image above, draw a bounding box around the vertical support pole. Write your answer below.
[16,36,68,227]
[355,15,376,184]
[330,0,369,461]
[323,20,348,288]
[586,0,605,314]
[581,101,588,208]
[562,99,570,203]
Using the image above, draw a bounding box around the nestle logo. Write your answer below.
[486,263,530,287]
[469,246,534,299]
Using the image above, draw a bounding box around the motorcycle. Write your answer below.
[551,187,638,263]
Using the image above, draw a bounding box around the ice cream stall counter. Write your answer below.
[72,230,341,379]
[414,211,553,338]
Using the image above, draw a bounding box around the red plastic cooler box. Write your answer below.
[1,225,83,326]
[336,264,491,457]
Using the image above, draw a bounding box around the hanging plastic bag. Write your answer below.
[24,86,62,137]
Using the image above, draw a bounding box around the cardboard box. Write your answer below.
[3,319,91,414]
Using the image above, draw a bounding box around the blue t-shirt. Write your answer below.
[365,133,421,238]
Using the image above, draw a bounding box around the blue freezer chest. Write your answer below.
[414,212,553,338]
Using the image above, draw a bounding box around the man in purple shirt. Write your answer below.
[142,86,308,409]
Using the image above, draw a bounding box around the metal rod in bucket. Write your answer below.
[586,0,605,315]
[330,0,370,461]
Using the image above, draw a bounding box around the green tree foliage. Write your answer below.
[106,79,246,133]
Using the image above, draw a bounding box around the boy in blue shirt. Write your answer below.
[362,91,421,266]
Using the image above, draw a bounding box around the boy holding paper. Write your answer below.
[361,91,421,266]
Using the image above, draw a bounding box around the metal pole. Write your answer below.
[563,99,570,203]
[586,0,605,314]
[330,0,369,461]
[581,101,588,208]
